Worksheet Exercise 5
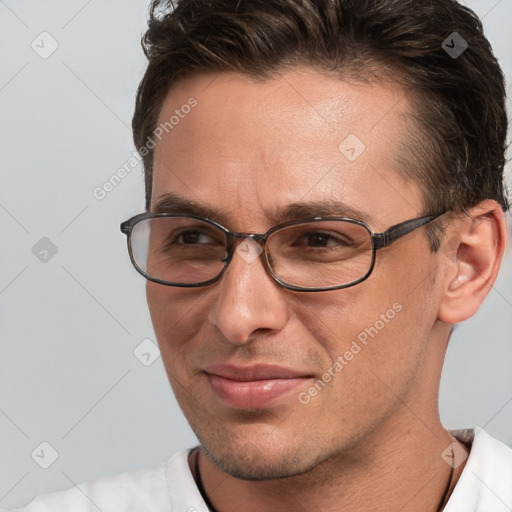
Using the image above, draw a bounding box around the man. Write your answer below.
[10,0,511,510]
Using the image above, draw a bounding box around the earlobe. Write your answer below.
[438,201,507,325]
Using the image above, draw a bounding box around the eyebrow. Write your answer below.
[151,192,373,226]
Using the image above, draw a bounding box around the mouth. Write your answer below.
[203,364,313,410]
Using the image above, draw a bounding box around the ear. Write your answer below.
[438,200,508,324]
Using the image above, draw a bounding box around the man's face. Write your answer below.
[147,68,443,479]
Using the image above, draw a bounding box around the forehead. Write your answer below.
[151,68,423,230]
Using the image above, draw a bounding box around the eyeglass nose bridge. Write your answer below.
[231,232,268,243]
[222,232,269,263]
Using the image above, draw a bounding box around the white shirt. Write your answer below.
[6,428,512,512]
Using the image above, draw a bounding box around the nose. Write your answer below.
[207,239,290,344]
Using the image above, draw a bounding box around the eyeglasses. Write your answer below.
[120,212,444,292]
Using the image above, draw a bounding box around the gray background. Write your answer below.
[0,0,511,508]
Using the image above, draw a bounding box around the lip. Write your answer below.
[204,364,312,409]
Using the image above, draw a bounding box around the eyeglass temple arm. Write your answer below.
[372,214,442,249]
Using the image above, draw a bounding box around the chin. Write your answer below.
[204,444,320,481]
[194,423,326,481]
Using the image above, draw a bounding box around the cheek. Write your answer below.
[297,251,434,375]
[145,283,205,358]
[292,278,401,352]
[308,297,425,414]
[146,282,172,336]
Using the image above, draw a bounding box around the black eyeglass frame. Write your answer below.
[120,211,445,292]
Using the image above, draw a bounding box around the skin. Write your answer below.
[146,67,507,511]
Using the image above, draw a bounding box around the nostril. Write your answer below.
[253,327,272,336]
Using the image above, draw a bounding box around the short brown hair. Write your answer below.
[133,0,509,248]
